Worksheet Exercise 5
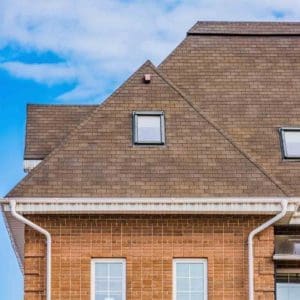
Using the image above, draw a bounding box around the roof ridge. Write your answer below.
[154,67,289,196]
[187,20,300,36]
[7,60,154,197]
[194,21,300,25]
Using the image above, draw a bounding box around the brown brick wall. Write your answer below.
[24,215,275,300]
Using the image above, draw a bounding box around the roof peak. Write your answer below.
[188,21,300,36]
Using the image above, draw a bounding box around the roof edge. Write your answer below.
[188,21,300,36]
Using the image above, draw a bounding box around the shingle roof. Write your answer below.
[25,104,97,159]
[159,21,300,196]
[8,21,300,198]
[188,21,300,35]
[7,61,284,197]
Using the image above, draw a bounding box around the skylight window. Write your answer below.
[133,111,165,145]
[280,128,300,159]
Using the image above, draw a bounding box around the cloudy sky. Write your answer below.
[0,0,300,299]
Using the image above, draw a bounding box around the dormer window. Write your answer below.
[280,128,300,159]
[133,111,165,145]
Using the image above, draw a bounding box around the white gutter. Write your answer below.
[248,199,288,300]
[1,197,299,215]
[10,200,51,300]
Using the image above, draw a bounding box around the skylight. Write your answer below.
[280,128,300,159]
[133,111,165,145]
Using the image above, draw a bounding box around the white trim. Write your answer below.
[273,254,300,261]
[173,258,208,300]
[1,197,300,271]
[91,258,126,300]
[23,159,42,172]
[248,199,288,300]
[9,200,51,300]
[1,197,300,215]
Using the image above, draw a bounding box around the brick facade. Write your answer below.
[24,215,275,300]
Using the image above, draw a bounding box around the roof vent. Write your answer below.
[144,74,151,83]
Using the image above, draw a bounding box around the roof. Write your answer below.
[7,61,285,197]
[7,21,300,197]
[159,21,300,196]
[25,104,97,159]
[188,21,300,35]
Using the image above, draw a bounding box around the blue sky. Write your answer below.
[0,0,300,298]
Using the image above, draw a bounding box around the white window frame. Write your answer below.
[280,128,300,159]
[132,111,165,145]
[91,258,126,300]
[173,258,208,300]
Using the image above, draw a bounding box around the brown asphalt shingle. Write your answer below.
[25,105,97,159]
[159,21,300,196]
[8,61,284,197]
[9,21,300,197]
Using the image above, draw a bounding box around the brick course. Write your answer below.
[24,215,275,300]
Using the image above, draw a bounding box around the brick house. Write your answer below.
[2,21,300,300]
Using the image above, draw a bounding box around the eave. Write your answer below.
[1,197,300,272]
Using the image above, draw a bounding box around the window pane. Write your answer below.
[191,293,204,300]
[277,273,300,300]
[110,279,122,292]
[190,263,203,278]
[137,115,161,142]
[95,293,108,300]
[283,131,300,157]
[177,278,189,291]
[95,280,108,292]
[95,263,108,278]
[177,263,189,277]
[110,263,123,278]
[191,278,203,292]
[176,293,190,300]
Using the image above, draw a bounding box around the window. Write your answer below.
[280,128,300,159]
[91,259,126,300]
[276,273,300,300]
[133,111,165,145]
[173,259,208,300]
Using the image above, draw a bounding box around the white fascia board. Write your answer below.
[2,197,300,271]
[23,160,42,172]
[273,254,300,261]
[1,197,300,214]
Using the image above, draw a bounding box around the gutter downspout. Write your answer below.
[10,200,51,300]
[248,199,288,300]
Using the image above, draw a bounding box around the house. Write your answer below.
[2,21,300,300]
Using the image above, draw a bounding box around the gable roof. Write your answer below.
[25,104,97,159]
[8,61,285,197]
[159,21,300,196]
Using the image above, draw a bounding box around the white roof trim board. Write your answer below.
[23,159,42,172]
[2,197,300,214]
[1,197,300,271]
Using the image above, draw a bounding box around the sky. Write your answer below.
[0,0,300,298]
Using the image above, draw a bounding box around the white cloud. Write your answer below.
[0,62,77,85]
[0,0,300,102]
